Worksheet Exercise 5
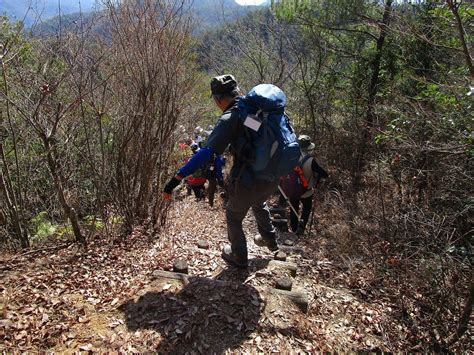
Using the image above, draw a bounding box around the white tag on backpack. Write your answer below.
[244,116,261,132]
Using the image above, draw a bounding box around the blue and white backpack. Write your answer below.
[234,84,301,182]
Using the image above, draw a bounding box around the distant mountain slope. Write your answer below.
[1,0,269,28]
[0,0,97,27]
[191,0,265,30]
[28,0,269,36]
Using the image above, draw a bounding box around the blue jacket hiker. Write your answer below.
[164,75,300,268]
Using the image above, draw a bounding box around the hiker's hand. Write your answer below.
[312,160,329,179]
[163,176,182,195]
[316,166,329,179]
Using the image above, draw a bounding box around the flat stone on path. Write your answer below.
[283,239,294,246]
[274,251,287,261]
[173,259,188,274]
[197,239,210,249]
[269,288,309,313]
[276,277,293,291]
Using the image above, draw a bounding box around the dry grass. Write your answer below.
[302,164,472,351]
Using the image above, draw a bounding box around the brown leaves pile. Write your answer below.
[1,193,415,352]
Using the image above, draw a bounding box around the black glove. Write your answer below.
[317,167,329,179]
[163,176,181,194]
[312,160,329,179]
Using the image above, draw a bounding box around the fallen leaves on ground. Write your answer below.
[1,191,419,352]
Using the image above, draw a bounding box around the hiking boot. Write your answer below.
[221,245,248,269]
[296,227,305,236]
[253,234,279,252]
[296,221,306,236]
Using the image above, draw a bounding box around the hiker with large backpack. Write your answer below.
[280,135,328,235]
[163,74,301,268]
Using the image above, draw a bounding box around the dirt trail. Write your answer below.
[1,190,404,352]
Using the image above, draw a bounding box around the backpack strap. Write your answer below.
[299,154,312,167]
[293,165,309,189]
[294,155,312,190]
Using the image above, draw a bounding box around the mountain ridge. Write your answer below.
[1,0,269,28]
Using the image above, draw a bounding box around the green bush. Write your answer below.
[30,212,58,243]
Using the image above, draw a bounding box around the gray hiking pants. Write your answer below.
[226,179,278,260]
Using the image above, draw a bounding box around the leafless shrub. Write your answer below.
[102,0,197,230]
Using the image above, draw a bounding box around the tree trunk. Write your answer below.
[0,164,29,247]
[43,137,86,245]
[353,0,393,190]
[1,64,29,248]
[446,0,474,78]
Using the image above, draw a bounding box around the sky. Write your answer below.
[235,0,268,5]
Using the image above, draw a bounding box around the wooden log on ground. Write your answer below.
[152,270,190,284]
[151,270,308,312]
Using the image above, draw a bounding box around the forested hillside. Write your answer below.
[3,0,265,33]
[0,0,97,27]
[0,0,472,352]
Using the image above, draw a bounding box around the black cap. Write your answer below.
[210,74,238,95]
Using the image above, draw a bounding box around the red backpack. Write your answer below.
[279,156,311,200]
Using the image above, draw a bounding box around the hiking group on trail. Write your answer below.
[164,74,328,268]
[180,137,226,207]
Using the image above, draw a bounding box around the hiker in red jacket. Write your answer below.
[184,143,207,199]
[280,135,328,235]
